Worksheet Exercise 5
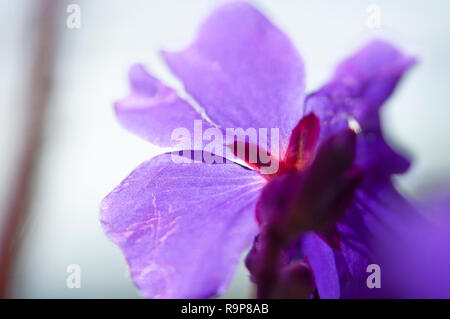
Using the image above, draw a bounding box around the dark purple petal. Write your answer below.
[304,40,416,182]
[100,151,265,298]
[162,2,305,154]
[373,189,450,298]
[338,183,422,298]
[303,183,419,298]
[354,114,411,184]
[115,64,211,148]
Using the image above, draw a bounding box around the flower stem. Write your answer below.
[0,0,59,298]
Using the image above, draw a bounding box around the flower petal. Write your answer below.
[301,232,340,299]
[301,182,419,298]
[371,189,450,298]
[323,184,419,298]
[100,151,265,298]
[162,2,305,154]
[304,40,416,182]
[115,64,211,148]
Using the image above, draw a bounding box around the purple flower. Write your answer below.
[100,2,416,298]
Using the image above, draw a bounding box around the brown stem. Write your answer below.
[0,0,59,298]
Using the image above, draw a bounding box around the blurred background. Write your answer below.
[1,0,449,298]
